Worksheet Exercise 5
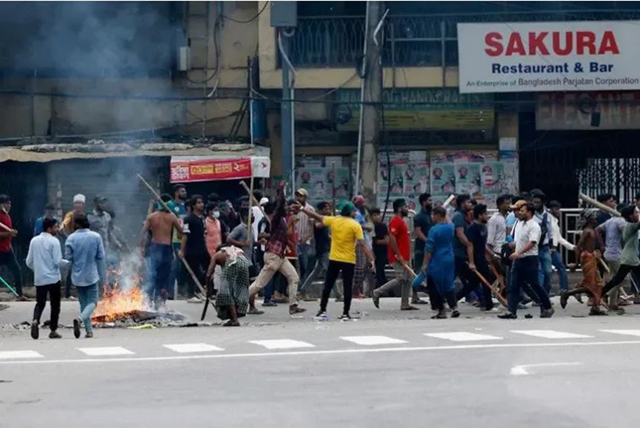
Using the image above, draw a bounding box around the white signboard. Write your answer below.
[457,21,640,93]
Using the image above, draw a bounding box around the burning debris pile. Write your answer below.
[91,254,188,328]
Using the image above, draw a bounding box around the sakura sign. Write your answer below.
[457,21,640,93]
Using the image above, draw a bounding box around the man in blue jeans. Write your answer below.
[65,214,106,339]
[531,190,554,295]
[548,201,574,293]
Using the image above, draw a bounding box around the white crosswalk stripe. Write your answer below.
[0,350,43,360]
[511,330,593,339]
[249,339,315,350]
[78,347,135,356]
[340,336,407,346]
[163,343,224,353]
[424,332,503,342]
[599,329,640,337]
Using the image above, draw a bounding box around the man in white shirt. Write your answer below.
[499,202,554,319]
[486,194,511,256]
[26,218,64,340]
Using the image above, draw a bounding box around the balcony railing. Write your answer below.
[286,9,640,68]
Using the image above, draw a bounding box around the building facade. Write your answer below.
[2,0,640,249]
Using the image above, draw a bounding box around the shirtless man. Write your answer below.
[560,209,605,315]
[140,194,183,306]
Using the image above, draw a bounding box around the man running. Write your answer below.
[373,199,416,311]
[248,186,305,315]
[65,214,105,338]
[140,194,183,307]
[296,201,374,320]
[560,210,605,315]
[27,218,64,339]
[601,206,640,306]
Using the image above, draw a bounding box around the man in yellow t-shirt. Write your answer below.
[296,201,374,320]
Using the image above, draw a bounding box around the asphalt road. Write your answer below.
[2,298,640,428]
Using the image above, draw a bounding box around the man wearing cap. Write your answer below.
[295,188,315,285]
[0,195,23,298]
[60,194,86,299]
[61,194,86,237]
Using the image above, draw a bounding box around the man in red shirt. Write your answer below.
[372,198,417,311]
[0,195,23,298]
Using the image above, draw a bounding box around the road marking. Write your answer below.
[511,330,592,339]
[249,339,315,350]
[0,350,42,360]
[1,340,639,366]
[599,329,640,337]
[424,332,503,342]
[340,336,407,346]
[510,362,582,376]
[77,347,135,356]
[163,343,224,353]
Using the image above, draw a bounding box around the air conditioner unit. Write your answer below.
[178,46,191,71]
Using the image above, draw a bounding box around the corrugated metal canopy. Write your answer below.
[0,143,270,163]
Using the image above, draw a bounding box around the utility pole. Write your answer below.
[355,1,384,203]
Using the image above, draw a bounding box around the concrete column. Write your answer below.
[358,1,383,202]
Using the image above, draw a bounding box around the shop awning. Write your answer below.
[170,155,271,183]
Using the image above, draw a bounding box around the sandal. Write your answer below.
[222,320,240,327]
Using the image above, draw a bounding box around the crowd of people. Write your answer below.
[3,182,640,339]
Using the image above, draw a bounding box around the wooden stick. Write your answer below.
[442,194,455,208]
[247,176,254,243]
[598,258,611,274]
[240,180,270,224]
[469,264,509,308]
[137,174,209,300]
[331,162,337,214]
[579,193,621,217]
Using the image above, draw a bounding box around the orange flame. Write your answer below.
[93,272,148,322]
